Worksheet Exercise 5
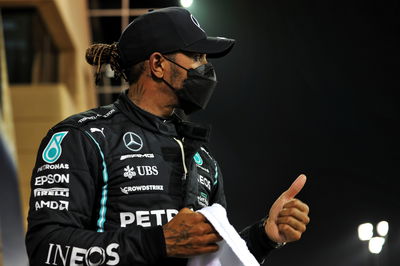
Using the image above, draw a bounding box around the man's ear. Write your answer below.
[148,52,166,79]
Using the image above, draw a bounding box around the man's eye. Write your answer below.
[193,54,202,61]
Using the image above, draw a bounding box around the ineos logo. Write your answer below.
[123,132,143,152]
[85,246,106,266]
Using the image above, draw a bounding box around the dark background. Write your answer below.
[189,0,400,265]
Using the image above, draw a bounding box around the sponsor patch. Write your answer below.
[42,132,68,163]
[90,127,105,137]
[120,153,154,160]
[123,132,143,152]
[190,14,204,32]
[198,175,211,190]
[35,200,69,211]
[35,174,70,186]
[123,166,136,179]
[197,192,209,207]
[123,165,158,178]
[120,185,164,194]
[120,209,178,227]
[45,242,119,266]
[34,188,69,197]
[37,163,69,173]
[193,152,203,166]
[78,109,116,123]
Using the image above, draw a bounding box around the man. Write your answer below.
[26,7,310,265]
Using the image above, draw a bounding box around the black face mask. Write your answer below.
[162,56,218,114]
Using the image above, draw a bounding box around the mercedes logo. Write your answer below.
[123,132,143,152]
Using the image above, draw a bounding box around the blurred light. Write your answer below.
[377,221,389,237]
[368,237,385,254]
[358,223,373,241]
[180,0,193,8]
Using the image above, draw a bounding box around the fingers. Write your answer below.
[163,208,222,258]
[278,223,302,241]
[194,232,223,244]
[198,243,219,254]
[279,199,310,224]
[283,174,307,199]
[277,215,306,233]
[284,198,309,213]
[276,199,310,242]
[195,222,219,235]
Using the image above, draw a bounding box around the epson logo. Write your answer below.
[35,174,69,186]
[120,209,178,227]
[45,243,119,266]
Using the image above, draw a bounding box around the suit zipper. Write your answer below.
[173,137,187,180]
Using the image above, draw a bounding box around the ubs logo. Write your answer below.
[123,132,143,152]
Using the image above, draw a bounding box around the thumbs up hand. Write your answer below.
[264,174,310,244]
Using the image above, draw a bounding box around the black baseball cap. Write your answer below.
[117,7,235,68]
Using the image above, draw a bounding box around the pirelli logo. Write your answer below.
[34,188,69,197]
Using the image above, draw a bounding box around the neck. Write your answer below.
[128,82,175,118]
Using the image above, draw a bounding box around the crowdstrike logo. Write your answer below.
[120,185,164,195]
[123,132,143,151]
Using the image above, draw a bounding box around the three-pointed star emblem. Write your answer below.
[123,132,143,151]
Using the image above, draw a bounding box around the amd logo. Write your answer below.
[45,243,119,266]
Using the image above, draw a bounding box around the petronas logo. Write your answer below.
[194,152,203,166]
[42,131,69,163]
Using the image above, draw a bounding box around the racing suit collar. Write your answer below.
[115,90,211,142]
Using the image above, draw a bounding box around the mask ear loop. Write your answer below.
[162,55,189,71]
[161,75,177,92]
[159,55,185,92]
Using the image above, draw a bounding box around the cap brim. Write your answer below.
[182,36,235,58]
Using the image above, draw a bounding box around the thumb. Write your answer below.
[282,174,307,199]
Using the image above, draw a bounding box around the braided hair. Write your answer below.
[85,43,128,85]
